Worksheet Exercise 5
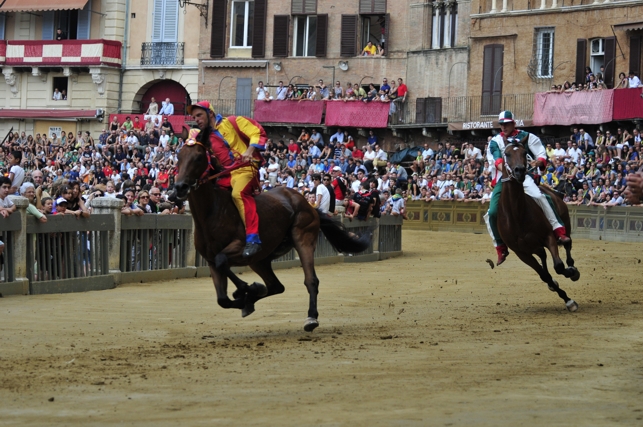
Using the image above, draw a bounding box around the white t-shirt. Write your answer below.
[629,75,642,88]
[256,86,269,100]
[363,150,376,161]
[10,165,25,190]
[315,184,331,213]
[275,86,287,100]
[553,148,566,159]
[159,134,170,148]
[0,196,14,208]
[567,148,582,164]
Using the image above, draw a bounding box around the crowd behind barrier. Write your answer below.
[0,198,402,296]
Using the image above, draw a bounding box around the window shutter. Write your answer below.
[162,0,179,43]
[210,0,227,58]
[76,2,92,40]
[340,15,358,57]
[575,39,587,85]
[292,0,303,14]
[603,36,616,89]
[152,0,164,42]
[42,11,55,40]
[481,44,503,115]
[359,0,387,14]
[273,15,290,57]
[315,14,328,58]
[0,14,5,40]
[252,0,267,58]
[630,35,641,78]
[304,0,317,14]
[416,98,426,124]
[373,0,387,13]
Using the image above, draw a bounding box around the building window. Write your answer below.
[52,77,68,101]
[230,0,255,48]
[431,2,457,49]
[535,28,554,78]
[152,0,179,43]
[293,15,317,57]
[590,38,605,76]
[481,44,503,116]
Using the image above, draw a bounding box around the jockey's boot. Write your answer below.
[554,227,571,244]
[243,242,262,258]
[496,244,510,266]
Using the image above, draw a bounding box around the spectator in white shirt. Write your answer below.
[567,141,582,164]
[628,71,642,88]
[275,81,287,100]
[552,142,567,162]
[159,130,170,148]
[313,174,331,213]
[465,143,483,160]
[52,88,62,101]
[329,129,345,144]
[256,81,272,101]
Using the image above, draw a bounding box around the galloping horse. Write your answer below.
[499,140,580,311]
[173,129,371,331]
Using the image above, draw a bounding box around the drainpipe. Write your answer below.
[117,0,130,113]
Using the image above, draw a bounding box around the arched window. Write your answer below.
[431,2,458,49]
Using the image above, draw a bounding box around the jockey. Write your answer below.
[484,110,571,265]
[187,101,267,257]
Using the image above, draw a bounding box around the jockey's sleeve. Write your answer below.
[527,133,547,167]
[235,116,266,151]
[489,139,502,161]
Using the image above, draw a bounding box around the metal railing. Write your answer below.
[140,42,185,66]
[120,215,192,272]
[26,215,112,283]
[378,215,403,253]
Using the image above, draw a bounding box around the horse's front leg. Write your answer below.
[209,254,245,310]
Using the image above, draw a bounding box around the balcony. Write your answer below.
[140,43,185,67]
[0,39,122,68]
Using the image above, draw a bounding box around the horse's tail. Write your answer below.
[317,210,371,254]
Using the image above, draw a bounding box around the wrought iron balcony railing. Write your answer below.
[140,42,185,66]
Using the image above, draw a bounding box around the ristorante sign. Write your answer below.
[448,119,534,131]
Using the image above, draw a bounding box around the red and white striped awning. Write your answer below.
[0,0,89,12]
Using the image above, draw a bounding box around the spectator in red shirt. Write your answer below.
[133,116,144,131]
[287,138,300,156]
[352,145,364,160]
[155,165,170,190]
[397,78,408,100]
[330,166,348,205]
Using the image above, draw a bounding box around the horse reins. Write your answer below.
[183,139,253,190]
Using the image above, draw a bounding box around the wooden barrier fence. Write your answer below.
[0,196,403,296]
[404,201,643,242]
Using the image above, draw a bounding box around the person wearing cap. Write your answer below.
[330,166,348,205]
[187,100,267,257]
[484,110,571,266]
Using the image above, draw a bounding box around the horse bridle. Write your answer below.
[181,138,253,191]
[181,138,217,191]
[501,142,529,183]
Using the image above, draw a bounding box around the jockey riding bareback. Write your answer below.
[186,101,267,257]
[484,110,571,266]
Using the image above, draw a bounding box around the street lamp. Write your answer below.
[447,62,467,99]
[178,0,209,27]
[358,76,374,89]
[288,76,302,86]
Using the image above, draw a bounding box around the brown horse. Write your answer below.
[173,129,371,331]
[499,141,580,311]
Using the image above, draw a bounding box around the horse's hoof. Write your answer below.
[303,317,319,332]
[566,300,579,312]
[241,303,255,318]
[570,267,581,282]
[548,280,559,292]
[232,289,245,300]
[249,282,268,298]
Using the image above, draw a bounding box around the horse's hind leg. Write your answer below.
[515,250,578,312]
[209,255,245,310]
[561,240,580,281]
[292,235,320,332]
[240,259,285,318]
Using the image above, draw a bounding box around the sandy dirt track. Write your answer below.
[1,230,642,426]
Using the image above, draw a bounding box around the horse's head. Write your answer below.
[174,127,211,201]
[503,136,529,183]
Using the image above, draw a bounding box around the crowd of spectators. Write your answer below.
[548,68,642,92]
[3,113,642,234]
[256,78,408,105]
